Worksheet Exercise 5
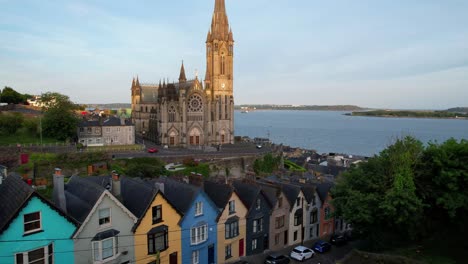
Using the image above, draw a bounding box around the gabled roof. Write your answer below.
[289,182,317,204]
[316,182,335,204]
[256,181,281,207]
[0,174,78,235]
[232,181,272,211]
[64,176,106,223]
[154,177,199,214]
[203,180,233,210]
[278,182,301,211]
[0,174,34,233]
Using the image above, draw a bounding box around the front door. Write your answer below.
[169,252,177,264]
[239,238,244,257]
[208,244,215,264]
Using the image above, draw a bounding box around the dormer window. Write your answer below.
[256,198,261,210]
[98,208,111,226]
[228,200,235,214]
[195,201,203,216]
[152,205,162,224]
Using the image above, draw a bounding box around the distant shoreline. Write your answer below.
[348,110,468,120]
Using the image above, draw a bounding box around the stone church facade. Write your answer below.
[131,0,234,147]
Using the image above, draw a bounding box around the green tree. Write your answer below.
[41,92,79,141]
[332,137,425,248]
[0,87,27,104]
[253,153,281,175]
[0,112,24,134]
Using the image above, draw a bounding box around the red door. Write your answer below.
[239,239,244,257]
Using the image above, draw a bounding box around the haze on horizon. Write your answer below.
[1,0,467,110]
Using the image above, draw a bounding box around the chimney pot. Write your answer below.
[54,168,62,176]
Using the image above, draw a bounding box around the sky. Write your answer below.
[1,0,468,109]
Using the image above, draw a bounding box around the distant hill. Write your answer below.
[235,105,366,111]
[87,103,131,109]
[447,107,468,113]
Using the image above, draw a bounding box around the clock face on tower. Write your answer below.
[188,94,203,112]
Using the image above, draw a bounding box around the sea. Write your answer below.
[234,110,468,157]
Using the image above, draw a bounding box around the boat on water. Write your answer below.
[241,110,249,113]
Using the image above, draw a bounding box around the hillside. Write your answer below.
[235,104,366,111]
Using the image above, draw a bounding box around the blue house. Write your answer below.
[156,177,219,264]
[0,173,78,264]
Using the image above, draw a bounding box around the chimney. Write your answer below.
[52,168,67,212]
[111,170,121,197]
[155,182,164,194]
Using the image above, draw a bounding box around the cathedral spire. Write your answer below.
[179,61,187,83]
[135,75,140,87]
[131,77,135,88]
[211,0,230,40]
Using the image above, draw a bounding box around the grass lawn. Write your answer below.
[0,128,58,146]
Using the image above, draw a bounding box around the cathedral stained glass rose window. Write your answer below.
[188,94,203,112]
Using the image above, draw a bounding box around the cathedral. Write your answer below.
[131,0,234,147]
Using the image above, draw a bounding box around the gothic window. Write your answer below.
[229,45,233,55]
[207,45,211,54]
[221,55,225,75]
[188,94,203,113]
[214,43,218,51]
[168,105,176,122]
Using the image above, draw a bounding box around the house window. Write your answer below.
[87,127,92,133]
[106,128,110,133]
[195,201,203,216]
[92,237,118,262]
[192,250,199,264]
[312,195,316,206]
[152,205,162,224]
[225,220,239,239]
[190,224,208,245]
[278,197,283,208]
[24,212,41,234]
[294,209,303,226]
[148,230,168,254]
[252,239,258,250]
[98,208,111,226]
[274,234,280,245]
[310,209,318,224]
[256,198,261,210]
[95,127,101,134]
[225,244,232,260]
[253,218,263,233]
[80,127,84,133]
[275,215,285,229]
[228,200,235,214]
[296,197,300,206]
[116,127,120,132]
[324,207,331,220]
[294,231,298,241]
[16,243,53,264]
[310,227,314,238]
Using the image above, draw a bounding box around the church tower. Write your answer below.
[205,0,235,144]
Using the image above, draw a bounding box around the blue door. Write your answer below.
[208,244,215,264]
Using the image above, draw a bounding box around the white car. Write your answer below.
[290,246,315,261]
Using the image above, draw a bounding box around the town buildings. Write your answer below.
[131,0,235,147]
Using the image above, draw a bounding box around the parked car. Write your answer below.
[265,253,290,264]
[290,246,315,261]
[147,147,158,153]
[313,240,332,253]
[330,234,347,246]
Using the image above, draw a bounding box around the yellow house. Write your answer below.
[204,181,248,263]
[133,190,182,264]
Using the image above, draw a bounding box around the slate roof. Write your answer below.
[0,174,34,233]
[289,182,317,204]
[277,182,301,211]
[203,180,233,210]
[316,182,335,204]
[78,116,133,128]
[232,181,263,210]
[256,181,280,207]
[155,177,199,215]
[64,176,106,223]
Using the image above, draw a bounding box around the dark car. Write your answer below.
[313,240,332,253]
[330,234,347,246]
[265,253,290,264]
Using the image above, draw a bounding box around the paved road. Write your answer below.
[237,239,354,264]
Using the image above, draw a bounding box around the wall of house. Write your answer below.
[134,193,182,264]
[245,193,271,256]
[319,194,335,238]
[73,193,136,264]
[304,191,321,241]
[181,192,218,264]
[102,125,135,146]
[217,192,247,263]
[288,191,306,245]
[0,196,76,264]
[268,192,290,251]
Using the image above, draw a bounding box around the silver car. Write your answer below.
[290,246,315,261]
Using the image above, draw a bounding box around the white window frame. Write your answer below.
[23,211,42,234]
[15,243,53,264]
[256,198,261,210]
[98,208,111,227]
[195,201,203,216]
[228,200,235,214]
[190,224,208,245]
[192,250,199,264]
[252,238,257,250]
[92,237,119,263]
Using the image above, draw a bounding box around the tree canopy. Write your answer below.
[332,136,468,249]
[41,92,79,141]
[0,86,31,104]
